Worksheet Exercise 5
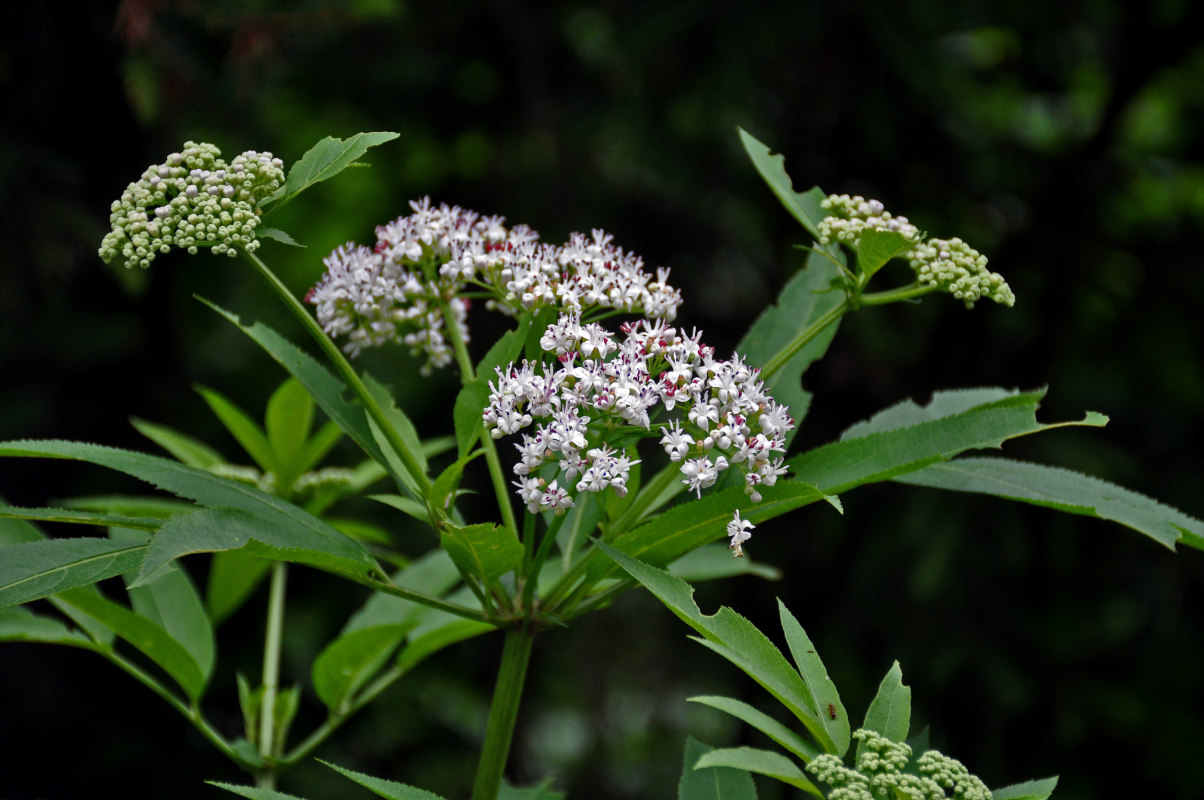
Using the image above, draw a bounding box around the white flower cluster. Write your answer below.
[819,193,1014,308]
[307,199,682,369]
[483,312,792,553]
[807,730,992,800]
[99,141,284,270]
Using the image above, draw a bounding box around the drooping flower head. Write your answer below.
[307,199,683,371]
[819,193,1014,308]
[99,142,284,270]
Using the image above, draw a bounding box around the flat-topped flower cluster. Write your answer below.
[807,730,992,800]
[307,198,682,371]
[483,312,792,553]
[820,194,1014,308]
[99,141,284,270]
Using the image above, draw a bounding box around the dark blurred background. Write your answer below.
[2,1,1203,798]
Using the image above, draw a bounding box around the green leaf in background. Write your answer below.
[677,737,759,800]
[498,777,565,800]
[196,385,277,475]
[0,504,159,531]
[991,777,1059,800]
[207,783,311,800]
[343,550,463,634]
[688,695,819,762]
[738,127,827,239]
[894,457,1204,551]
[736,253,845,439]
[138,506,385,587]
[201,299,389,471]
[269,131,400,213]
[206,550,272,625]
[861,661,911,752]
[257,227,304,247]
[453,380,490,457]
[131,417,224,469]
[363,373,428,496]
[265,377,315,491]
[778,601,849,754]
[439,522,523,587]
[321,759,451,800]
[312,624,408,713]
[0,605,96,647]
[0,536,148,608]
[598,542,844,754]
[55,586,208,700]
[787,388,1107,495]
[296,420,343,475]
[668,544,780,582]
[123,552,215,684]
[854,228,915,279]
[695,746,818,796]
[600,481,837,576]
[476,316,534,382]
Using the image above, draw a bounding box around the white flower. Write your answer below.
[727,510,754,558]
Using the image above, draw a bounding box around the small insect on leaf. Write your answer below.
[828,703,837,720]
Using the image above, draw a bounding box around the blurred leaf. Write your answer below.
[0,605,95,646]
[678,737,759,800]
[695,746,818,796]
[196,386,276,475]
[895,457,1204,550]
[992,777,1059,800]
[688,695,818,761]
[131,418,224,469]
[668,545,781,582]
[498,778,565,800]
[125,558,215,683]
[313,624,408,713]
[343,550,462,634]
[265,378,315,484]
[206,550,271,625]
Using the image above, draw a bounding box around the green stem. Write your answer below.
[437,296,519,536]
[471,626,536,800]
[858,282,939,306]
[257,561,288,787]
[759,298,850,380]
[363,576,490,622]
[243,250,431,496]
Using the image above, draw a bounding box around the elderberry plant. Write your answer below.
[1,127,1201,800]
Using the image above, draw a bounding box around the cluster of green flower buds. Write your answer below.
[807,729,992,800]
[99,142,284,270]
[820,194,1014,308]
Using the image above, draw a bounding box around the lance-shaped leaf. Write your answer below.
[55,586,209,700]
[195,385,276,474]
[453,380,490,457]
[738,127,827,239]
[0,440,385,585]
[439,523,522,587]
[894,457,1204,551]
[678,738,758,800]
[598,542,846,755]
[788,388,1107,494]
[688,696,818,762]
[0,504,159,531]
[321,760,451,800]
[861,661,911,752]
[131,417,224,469]
[0,605,96,647]
[778,601,847,753]
[362,373,428,481]
[737,253,845,439]
[263,131,400,213]
[207,784,310,800]
[313,624,408,714]
[595,481,837,578]
[200,299,389,471]
[0,536,148,608]
[695,746,819,796]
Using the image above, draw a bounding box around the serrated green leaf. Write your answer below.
[196,385,276,475]
[56,586,208,700]
[0,504,160,531]
[200,298,389,472]
[840,387,1023,439]
[207,550,272,625]
[855,228,915,278]
[257,227,304,247]
[861,661,911,753]
[688,696,818,762]
[599,481,835,577]
[736,253,845,439]
[668,545,781,582]
[0,536,148,608]
[991,776,1059,800]
[597,542,840,754]
[321,759,451,800]
[270,132,400,212]
[695,746,819,796]
[0,605,95,646]
[894,457,1204,551]
[778,601,848,754]
[125,556,215,684]
[453,380,489,457]
[265,378,315,487]
[440,523,522,586]
[131,417,224,469]
[738,127,827,239]
[206,782,310,800]
[138,506,385,588]
[678,738,759,800]
[788,389,1107,495]
[313,624,408,713]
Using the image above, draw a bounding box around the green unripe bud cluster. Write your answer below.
[806,729,992,800]
[99,141,284,269]
[820,194,1014,308]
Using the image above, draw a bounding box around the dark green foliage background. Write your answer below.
[2,2,1203,798]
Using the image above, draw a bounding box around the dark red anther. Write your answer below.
[374,241,387,253]
[304,286,316,304]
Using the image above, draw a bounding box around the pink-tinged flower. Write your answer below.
[727,510,755,558]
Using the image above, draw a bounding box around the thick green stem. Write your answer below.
[759,299,849,380]
[257,561,288,787]
[858,282,939,306]
[243,250,431,496]
[471,627,536,800]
